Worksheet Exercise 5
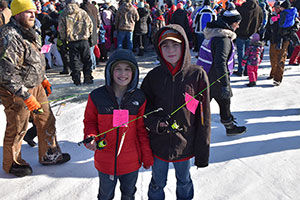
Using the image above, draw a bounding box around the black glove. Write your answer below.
[220,86,231,99]
[157,117,169,134]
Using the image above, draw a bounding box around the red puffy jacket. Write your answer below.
[83,86,153,175]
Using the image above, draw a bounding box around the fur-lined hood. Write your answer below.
[204,19,237,41]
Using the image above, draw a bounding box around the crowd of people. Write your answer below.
[0,0,299,199]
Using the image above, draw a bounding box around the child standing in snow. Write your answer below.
[83,49,153,199]
[141,24,211,200]
[242,33,264,87]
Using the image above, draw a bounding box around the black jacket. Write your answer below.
[236,0,263,39]
[170,9,193,41]
[141,24,211,167]
[205,19,237,98]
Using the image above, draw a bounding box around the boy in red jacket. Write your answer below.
[83,49,153,199]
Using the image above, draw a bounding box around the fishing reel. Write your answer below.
[77,136,107,150]
[96,138,107,150]
[158,116,183,134]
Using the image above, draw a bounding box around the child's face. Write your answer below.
[160,40,182,66]
[112,62,133,88]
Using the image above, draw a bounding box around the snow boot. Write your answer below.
[226,124,247,136]
[41,151,71,166]
[9,163,33,177]
[221,116,247,136]
[246,81,256,87]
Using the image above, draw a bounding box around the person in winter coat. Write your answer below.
[141,24,211,200]
[83,49,154,200]
[58,0,93,85]
[235,0,263,76]
[193,0,217,52]
[134,0,152,56]
[197,6,247,136]
[277,0,300,49]
[81,0,101,70]
[0,0,70,177]
[170,3,193,43]
[0,0,11,27]
[115,0,139,50]
[241,33,264,87]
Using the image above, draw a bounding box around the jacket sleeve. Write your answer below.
[242,47,250,66]
[211,37,232,87]
[136,100,154,167]
[58,15,66,41]
[140,72,163,133]
[83,94,99,139]
[0,34,31,99]
[194,70,211,168]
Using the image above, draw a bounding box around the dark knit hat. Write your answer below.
[222,7,242,25]
[204,0,210,6]
[280,0,291,9]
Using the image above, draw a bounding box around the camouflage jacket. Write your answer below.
[115,3,139,32]
[0,18,46,100]
[58,3,93,42]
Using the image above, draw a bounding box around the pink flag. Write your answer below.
[113,110,129,127]
[41,44,52,54]
[185,92,199,114]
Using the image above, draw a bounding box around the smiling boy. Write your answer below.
[83,49,153,199]
[141,24,211,200]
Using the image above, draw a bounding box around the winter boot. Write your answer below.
[71,72,81,86]
[9,163,33,177]
[41,150,71,166]
[246,81,256,87]
[222,116,247,136]
[84,74,94,84]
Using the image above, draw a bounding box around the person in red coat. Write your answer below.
[83,49,154,199]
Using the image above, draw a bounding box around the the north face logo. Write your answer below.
[132,101,139,106]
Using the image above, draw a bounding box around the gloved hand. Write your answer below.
[24,95,41,112]
[220,86,231,99]
[42,79,52,96]
[143,157,154,169]
[157,117,169,134]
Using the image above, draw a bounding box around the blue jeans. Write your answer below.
[236,38,250,73]
[117,30,133,50]
[97,170,138,200]
[90,45,96,70]
[148,157,194,200]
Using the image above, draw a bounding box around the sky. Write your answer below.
[0,47,300,200]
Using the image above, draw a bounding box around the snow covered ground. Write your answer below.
[0,47,300,200]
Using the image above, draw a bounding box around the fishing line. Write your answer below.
[78,72,228,146]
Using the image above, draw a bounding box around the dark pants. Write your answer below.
[68,40,93,83]
[97,170,138,200]
[211,97,232,122]
[58,44,70,73]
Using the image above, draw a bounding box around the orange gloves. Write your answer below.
[24,95,41,112]
[42,79,52,96]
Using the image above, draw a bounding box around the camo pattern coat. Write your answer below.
[58,3,93,42]
[0,18,46,100]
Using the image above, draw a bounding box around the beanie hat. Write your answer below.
[11,0,37,16]
[158,29,183,46]
[222,7,242,25]
[204,0,210,6]
[250,33,260,42]
[280,0,291,9]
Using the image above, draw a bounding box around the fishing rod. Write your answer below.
[77,108,163,146]
[78,72,228,146]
